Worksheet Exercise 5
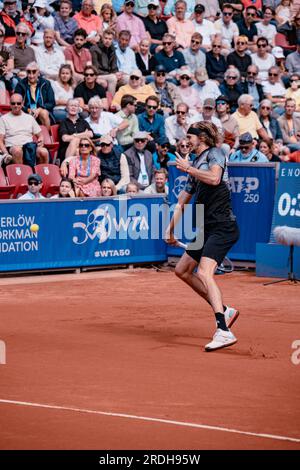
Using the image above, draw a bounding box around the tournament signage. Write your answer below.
[271,163,300,233]
[0,196,167,272]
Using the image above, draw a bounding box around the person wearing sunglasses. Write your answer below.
[68,137,101,197]
[236,6,258,52]
[149,64,182,116]
[116,0,147,51]
[138,95,166,147]
[125,131,155,190]
[19,174,45,200]
[74,65,106,114]
[0,0,34,47]
[232,94,271,142]
[152,136,176,170]
[206,36,227,83]
[166,0,195,50]
[182,33,206,75]
[229,132,268,163]
[191,4,216,52]
[175,137,193,162]
[214,4,239,56]
[177,68,202,112]
[251,37,275,86]
[227,35,252,79]
[219,66,243,113]
[86,96,127,145]
[143,0,168,54]
[258,99,283,141]
[111,68,154,111]
[165,102,195,146]
[154,33,186,81]
[215,94,240,151]
[98,134,130,193]
[10,23,35,78]
[241,65,265,110]
[263,66,287,114]
[286,73,300,111]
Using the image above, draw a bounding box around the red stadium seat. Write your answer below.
[50,124,59,143]
[39,125,59,164]
[6,164,32,198]
[275,33,296,52]
[0,167,16,199]
[0,90,11,114]
[34,163,61,197]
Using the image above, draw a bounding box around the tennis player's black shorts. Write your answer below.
[186,220,239,266]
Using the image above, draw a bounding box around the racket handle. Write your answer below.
[176,241,188,249]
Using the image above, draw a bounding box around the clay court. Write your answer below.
[0,268,299,450]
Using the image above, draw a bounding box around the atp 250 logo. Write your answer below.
[229,177,260,203]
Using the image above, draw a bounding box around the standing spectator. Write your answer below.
[74,65,106,113]
[227,36,252,79]
[51,64,75,123]
[69,137,101,197]
[214,4,239,55]
[166,0,195,50]
[177,68,202,111]
[144,168,169,194]
[192,4,216,51]
[232,94,271,141]
[111,69,153,110]
[236,6,258,52]
[206,36,227,83]
[278,98,300,151]
[54,0,79,47]
[0,0,33,46]
[125,131,155,190]
[219,67,244,113]
[165,102,195,145]
[154,33,186,79]
[116,94,139,150]
[85,96,127,141]
[18,174,45,200]
[258,99,283,141]
[241,65,265,110]
[285,40,300,75]
[116,0,147,51]
[64,28,92,84]
[115,30,138,83]
[142,1,168,53]
[251,37,275,86]
[191,67,221,102]
[15,62,55,131]
[256,6,277,47]
[90,28,120,96]
[182,33,206,75]
[10,22,35,77]
[30,0,55,46]
[33,29,66,81]
[74,0,102,47]
[138,95,166,143]
[149,64,182,116]
[98,134,130,192]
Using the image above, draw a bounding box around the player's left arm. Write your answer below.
[176,154,222,186]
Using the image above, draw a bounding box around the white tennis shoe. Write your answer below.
[205,328,237,352]
[224,306,239,328]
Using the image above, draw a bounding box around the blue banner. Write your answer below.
[0,196,167,272]
[167,163,276,261]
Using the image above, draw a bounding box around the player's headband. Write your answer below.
[187,127,201,136]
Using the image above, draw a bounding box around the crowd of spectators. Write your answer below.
[0,0,300,199]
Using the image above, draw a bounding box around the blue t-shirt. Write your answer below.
[154,50,186,73]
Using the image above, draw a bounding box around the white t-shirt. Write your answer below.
[0,112,41,147]
[50,81,74,110]
[193,19,216,47]
[85,112,123,135]
[263,81,286,97]
[256,23,277,45]
[251,53,276,85]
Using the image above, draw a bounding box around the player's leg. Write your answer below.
[175,252,212,307]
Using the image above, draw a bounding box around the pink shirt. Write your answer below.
[166,17,195,49]
[116,12,147,48]
[74,11,102,35]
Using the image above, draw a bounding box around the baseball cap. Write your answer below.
[133,131,149,140]
[203,98,215,108]
[100,134,113,144]
[179,68,192,78]
[272,46,284,59]
[154,64,166,73]
[148,0,159,6]
[194,4,205,14]
[239,132,253,145]
[130,69,142,78]
[157,137,170,147]
[124,0,135,4]
[28,173,42,183]
[195,67,208,81]
[216,95,229,104]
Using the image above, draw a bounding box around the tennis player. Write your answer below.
[166,122,240,351]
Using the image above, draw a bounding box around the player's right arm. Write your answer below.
[165,190,193,245]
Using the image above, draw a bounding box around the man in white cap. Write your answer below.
[125,131,155,190]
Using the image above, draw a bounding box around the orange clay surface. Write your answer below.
[0,269,299,450]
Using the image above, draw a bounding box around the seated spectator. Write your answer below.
[99,4,117,34]
[154,33,186,79]
[166,0,195,50]
[142,1,168,53]
[149,65,182,116]
[68,136,101,197]
[236,6,258,52]
[165,102,197,145]
[258,139,281,162]
[115,30,138,83]
[191,67,221,102]
[227,36,252,79]
[101,178,117,196]
[64,28,92,84]
[215,95,240,150]
[214,4,239,55]
[59,98,93,164]
[177,68,202,112]
[15,62,55,131]
[18,173,45,200]
[272,47,287,76]
[182,33,206,75]
[285,40,300,76]
[116,94,139,150]
[229,132,269,162]
[74,0,102,47]
[116,0,147,51]
[74,65,106,113]
[144,168,169,194]
[33,29,66,81]
[232,94,271,141]
[0,23,13,70]
[30,0,55,45]
[196,98,223,134]
[258,99,283,141]
[256,6,277,48]
[0,93,48,164]
[51,177,76,198]
[54,0,79,47]
[278,98,300,151]
[219,67,243,113]
[0,54,13,102]
[90,28,120,96]
[111,69,153,110]
[10,22,35,78]
[263,66,287,114]
[251,37,276,86]
[175,137,193,161]
[275,0,292,26]
[206,35,227,83]
[85,96,127,144]
[138,95,166,144]
[98,134,130,192]
[126,182,139,194]
[152,136,176,169]
[135,38,156,78]
[0,0,33,46]
[285,74,300,111]
[192,4,216,51]
[241,65,265,111]
[51,64,75,123]
[125,131,155,190]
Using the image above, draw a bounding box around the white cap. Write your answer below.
[272,46,285,59]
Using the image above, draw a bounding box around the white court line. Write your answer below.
[0,399,300,444]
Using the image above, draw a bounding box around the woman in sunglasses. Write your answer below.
[175,138,194,161]
[68,137,101,197]
[258,99,283,141]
